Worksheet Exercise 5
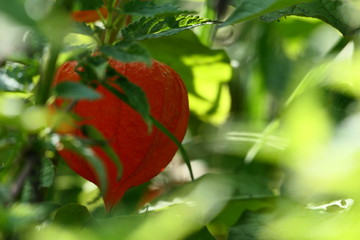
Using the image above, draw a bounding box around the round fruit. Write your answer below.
[54,59,189,211]
[71,7,108,22]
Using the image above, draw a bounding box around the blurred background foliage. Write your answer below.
[1,0,360,239]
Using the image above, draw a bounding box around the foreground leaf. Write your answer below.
[261,0,360,35]
[122,0,186,17]
[53,203,93,227]
[121,14,217,41]
[101,70,152,128]
[100,42,152,65]
[222,0,313,26]
[60,135,107,192]
[142,30,232,124]
[54,81,102,100]
[80,124,123,180]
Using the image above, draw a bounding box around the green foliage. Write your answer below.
[53,203,93,227]
[223,0,313,26]
[262,0,360,35]
[101,67,152,127]
[60,135,108,192]
[121,14,217,41]
[54,81,102,100]
[142,30,232,124]
[122,0,186,16]
[100,41,152,65]
[1,0,360,239]
[72,0,104,11]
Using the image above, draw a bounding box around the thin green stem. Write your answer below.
[35,44,60,105]
[150,116,195,181]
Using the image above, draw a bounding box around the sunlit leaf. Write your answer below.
[121,14,218,41]
[261,0,360,35]
[222,0,313,26]
[142,30,231,124]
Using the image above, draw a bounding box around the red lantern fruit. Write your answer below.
[54,59,189,211]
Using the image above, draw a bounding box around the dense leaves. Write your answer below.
[1,0,360,239]
[122,0,186,17]
[121,14,217,41]
[261,0,360,35]
[222,0,313,26]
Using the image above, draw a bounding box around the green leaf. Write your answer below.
[122,0,186,17]
[150,116,194,181]
[101,71,152,128]
[121,14,218,41]
[53,203,92,227]
[54,81,102,100]
[80,124,123,180]
[226,211,266,240]
[6,203,59,230]
[222,0,313,26]
[40,158,55,188]
[0,72,23,92]
[100,41,152,65]
[261,0,360,35]
[142,30,232,124]
[0,62,38,92]
[185,227,216,240]
[60,135,107,192]
[211,171,277,228]
[73,22,94,36]
[0,0,35,26]
[72,0,104,11]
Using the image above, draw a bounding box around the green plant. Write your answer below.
[1,0,360,239]
[54,59,189,211]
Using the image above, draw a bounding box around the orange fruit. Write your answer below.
[53,59,189,211]
[71,7,108,22]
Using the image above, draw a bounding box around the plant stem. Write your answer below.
[9,135,42,204]
[150,116,194,181]
[35,44,60,105]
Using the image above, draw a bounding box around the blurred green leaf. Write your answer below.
[40,158,55,188]
[226,211,266,240]
[212,172,276,227]
[80,124,123,180]
[53,203,92,227]
[0,62,38,92]
[222,0,313,26]
[0,0,35,26]
[185,227,216,240]
[150,116,194,181]
[261,0,360,35]
[142,30,232,124]
[6,203,59,230]
[122,0,186,16]
[73,22,94,36]
[121,14,217,41]
[60,135,107,192]
[0,72,24,92]
[100,41,152,65]
[54,81,102,100]
[72,0,103,11]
